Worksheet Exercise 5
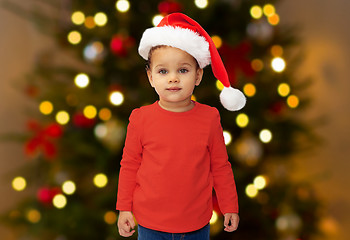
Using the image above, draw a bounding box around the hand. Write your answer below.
[118,211,136,237]
[223,213,239,232]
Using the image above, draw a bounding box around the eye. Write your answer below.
[158,69,168,74]
[179,68,188,73]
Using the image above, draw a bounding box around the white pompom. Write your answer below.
[219,86,246,111]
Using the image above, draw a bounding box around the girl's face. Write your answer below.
[147,46,203,112]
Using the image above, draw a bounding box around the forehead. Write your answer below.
[150,46,197,64]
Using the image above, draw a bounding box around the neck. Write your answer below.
[158,99,194,112]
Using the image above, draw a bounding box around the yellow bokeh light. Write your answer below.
[12,176,26,191]
[39,101,54,115]
[259,129,272,143]
[195,0,208,9]
[104,211,117,225]
[263,4,275,17]
[236,113,249,128]
[216,80,224,91]
[271,57,286,72]
[94,12,108,26]
[67,31,82,45]
[83,105,97,119]
[93,173,108,188]
[109,91,124,106]
[287,95,299,108]
[191,95,197,101]
[277,83,290,97]
[62,181,76,195]
[99,108,112,121]
[223,131,232,146]
[26,209,41,223]
[152,14,164,26]
[268,14,280,26]
[254,175,267,190]
[116,0,130,13]
[245,184,258,198]
[71,11,85,25]
[211,35,222,49]
[84,16,96,29]
[243,83,256,97]
[56,111,70,125]
[250,5,263,19]
[210,211,218,224]
[251,59,264,72]
[271,45,283,57]
[74,73,89,88]
[53,194,67,209]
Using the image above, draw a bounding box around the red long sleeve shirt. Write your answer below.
[116,101,238,233]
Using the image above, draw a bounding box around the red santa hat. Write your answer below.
[138,12,246,111]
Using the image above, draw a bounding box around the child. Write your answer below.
[116,13,246,239]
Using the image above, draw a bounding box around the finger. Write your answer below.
[127,217,136,229]
[223,215,230,227]
[119,226,135,237]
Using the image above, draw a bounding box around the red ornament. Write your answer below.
[37,187,61,205]
[25,120,63,160]
[158,0,182,14]
[219,41,256,85]
[110,34,135,57]
[73,112,96,128]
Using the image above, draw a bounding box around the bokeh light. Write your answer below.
[195,0,208,9]
[12,176,26,191]
[245,184,258,198]
[53,194,67,209]
[236,113,249,128]
[243,83,256,97]
[263,4,275,17]
[62,181,76,195]
[223,131,232,145]
[26,209,41,223]
[67,31,82,45]
[254,175,267,190]
[211,35,222,48]
[56,111,70,125]
[250,5,263,19]
[210,211,218,224]
[277,83,290,97]
[251,59,264,72]
[94,12,108,26]
[271,45,283,57]
[93,173,108,188]
[152,14,164,26]
[259,129,272,143]
[104,211,117,225]
[268,14,280,25]
[116,0,130,13]
[287,95,299,108]
[84,16,96,29]
[109,91,124,106]
[216,80,224,91]
[271,57,286,72]
[74,73,89,88]
[99,108,112,121]
[71,11,85,25]
[83,105,97,119]
[39,101,54,115]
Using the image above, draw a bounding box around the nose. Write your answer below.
[168,74,179,84]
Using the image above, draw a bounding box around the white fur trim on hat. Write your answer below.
[220,86,246,111]
[138,26,211,69]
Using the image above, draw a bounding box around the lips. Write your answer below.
[166,87,182,91]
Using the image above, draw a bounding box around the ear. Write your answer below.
[146,69,154,87]
[195,68,204,86]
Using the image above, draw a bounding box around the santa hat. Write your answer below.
[138,12,246,111]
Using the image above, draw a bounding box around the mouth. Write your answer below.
[166,87,182,92]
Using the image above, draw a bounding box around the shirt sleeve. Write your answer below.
[116,109,143,211]
[209,109,239,214]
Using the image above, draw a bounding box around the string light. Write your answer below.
[94,123,108,139]
[83,105,97,119]
[236,113,249,128]
[67,31,82,45]
[84,41,104,62]
[62,181,76,195]
[271,57,286,72]
[271,45,283,57]
[53,194,67,209]
[223,131,232,145]
[251,59,264,72]
[116,0,130,13]
[99,108,112,121]
[277,83,290,97]
[94,12,108,26]
[84,16,96,29]
[268,14,280,25]
[74,73,89,88]
[243,83,256,97]
[93,173,108,188]
[109,91,124,106]
[71,11,85,25]
[152,14,164,26]
[211,35,222,48]
[195,0,208,9]
[287,95,299,108]
[104,211,117,225]
[12,176,26,191]
[216,80,224,91]
[39,101,54,115]
[250,5,263,19]
[259,129,272,143]
[56,111,70,125]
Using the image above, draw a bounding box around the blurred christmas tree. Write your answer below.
[1,0,325,239]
